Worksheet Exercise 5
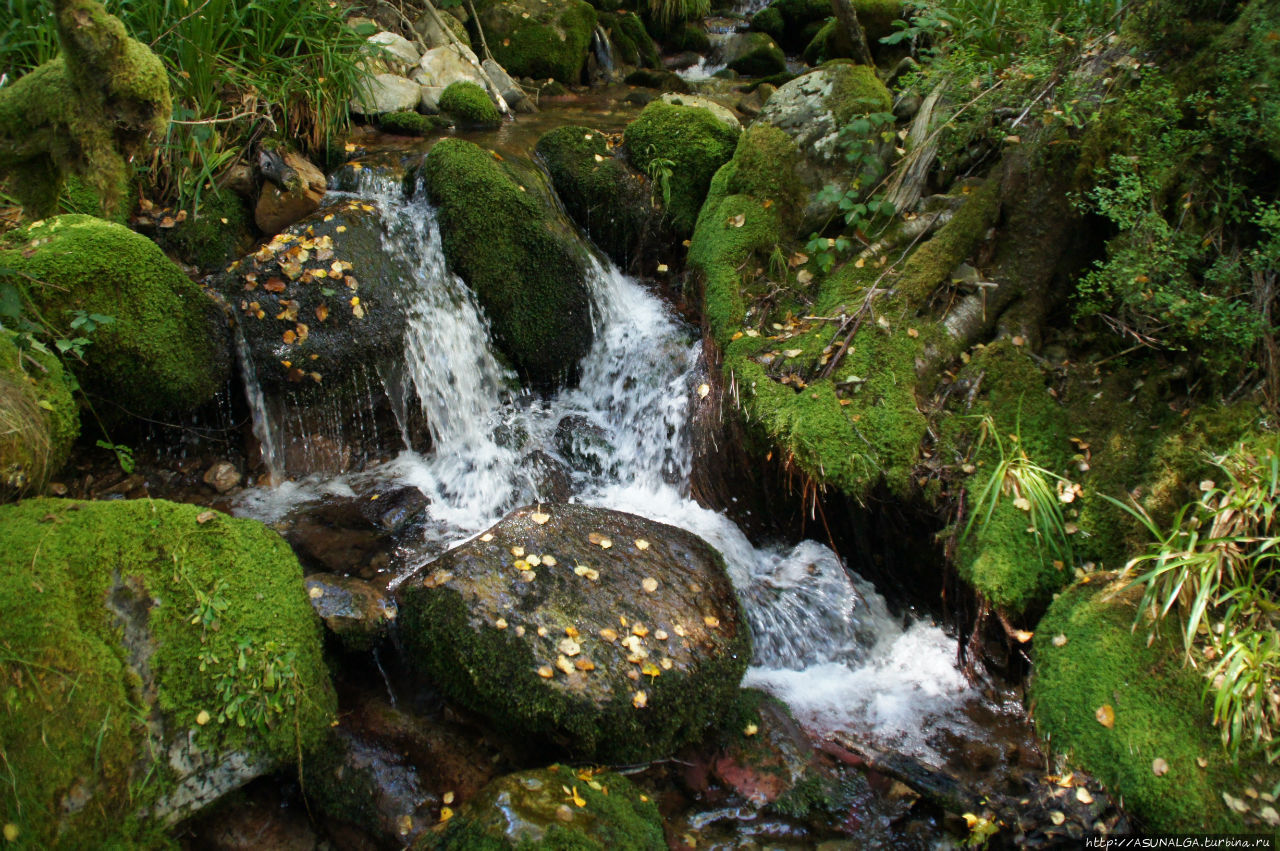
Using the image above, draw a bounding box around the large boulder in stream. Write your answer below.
[623,100,740,238]
[422,138,594,389]
[535,125,657,270]
[397,503,752,763]
[477,0,598,84]
[0,215,230,419]
[0,498,336,847]
[218,196,413,400]
[426,764,664,850]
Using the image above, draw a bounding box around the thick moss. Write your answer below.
[439,81,502,128]
[0,215,229,418]
[0,332,78,497]
[423,139,593,389]
[623,101,740,238]
[426,765,664,850]
[891,178,1001,308]
[823,60,893,124]
[752,0,829,52]
[622,68,691,93]
[802,1,902,63]
[725,124,805,219]
[157,189,253,272]
[0,0,170,218]
[378,110,453,136]
[0,498,336,847]
[727,33,787,77]
[479,0,598,83]
[536,125,655,269]
[609,11,660,68]
[1032,583,1271,831]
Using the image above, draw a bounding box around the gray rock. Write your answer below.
[483,58,535,113]
[202,461,241,494]
[414,44,486,89]
[350,73,422,115]
[305,574,397,651]
[367,31,422,71]
[658,92,741,132]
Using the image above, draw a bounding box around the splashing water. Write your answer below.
[235,168,1010,765]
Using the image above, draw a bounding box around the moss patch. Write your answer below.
[535,125,655,269]
[0,498,336,847]
[439,81,502,128]
[609,12,660,68]
[0,332,78,498]
[1032,582,1274,831]
[0,214,230,419]
[479,0,597,83]
[427,764,664,850]
[378,110,453,136]
[156,189,253,272]
[423,139,593,389]
[727,33,787,78]
[623,101,739,238]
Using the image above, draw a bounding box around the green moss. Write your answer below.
[822,60,893,125]
[1031,582,1273,831]
[535,125,653,268]
[725,124,804,219]
[754,0,829,52]
[727,33,787,77]
[622,68,691,93]
[0,332,78,497]
[378,110,453,136]
[623,101,740,238]
[0,0,170,219]
[427,765,664,850]
[854,0,903,43]
[423,139,593,389]
[159,189,252,272]
[0,214,230,418]
[661,22,711,54]
[891,178,1001,308]
[0,498,336,847]
[751,7,785,42]
[481,0,598,83]
[58,174,129,223]
[802,19,838,65]
[610,12,660,68]
[439,81,501,128]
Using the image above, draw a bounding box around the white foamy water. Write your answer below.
[235,166,1005,764]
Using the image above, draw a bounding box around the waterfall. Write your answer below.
[235,168,1003,765]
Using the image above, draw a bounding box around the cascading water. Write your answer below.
[236,165,1012,767]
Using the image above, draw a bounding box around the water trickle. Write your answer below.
[234,326,284,479]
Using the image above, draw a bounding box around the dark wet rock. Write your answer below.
[724,32,787,77]
[305,573,397,650]
[425,764,664,850]
[624,68,691,94]
[202,461,242,494]
[255,150,327,235]
[219,198,414,400]
[180,779,317,851]
[397,503,751,763]
[554,414,612,476]
[284,486,428,578]
[518,449,573,503]
[305,728,438,847]
[535,125,658,271]
[711,692,813,806]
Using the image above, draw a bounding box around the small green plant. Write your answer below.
[1110,441,1280,760]
[644,146,674,211]
[197,638,303,732]
[95,440,134,474]
[647,0,710,28]
[805,111,898,273]
[189,577,230,633]
[961,412,1076,568]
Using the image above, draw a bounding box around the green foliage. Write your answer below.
[0,0,366,210]
[1114,439,1280,760]
[647,0,710,28]
[0,329,78,497]
[885,0,1117,60]
[806,110,898,273]
[643,145,674,210]
[438,81,501,127]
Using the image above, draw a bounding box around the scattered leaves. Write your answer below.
[196,510,217,524]
[537,665,554,679]
[634,538,650,551]
[196,709,211,725]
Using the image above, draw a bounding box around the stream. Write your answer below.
[230,134,1036,844]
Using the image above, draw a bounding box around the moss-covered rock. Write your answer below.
[623,101,740,238]
[439,81,502,128]
[477,0,598,83]
[0,498,337,847]
[536,126,657,270]
[752,0,829,53]
[0,0,170,219]
[423,138,594,389]
[623,67,692,93]
[0,332,78,498]
[725,32,787,77]
[397,504,752,763]
[424,764,664,850]
[154,189,254,272]
[803,0,902,63]
[608,11,660,68]
[1031,582,1274,831]
[0,215,230,419]
[378,110,454,136]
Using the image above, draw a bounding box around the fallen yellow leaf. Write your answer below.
[1095,704,1115,728]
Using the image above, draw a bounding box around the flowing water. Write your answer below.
[235,156,1022,783]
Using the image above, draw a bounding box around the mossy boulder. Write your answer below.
[422,138,594,389]
[623,101,740,238]
[803,0,902,63]
[378,110,454,136]
[535,125,657,270]
[0,215,230,419]
[607,11,660,68]
[424,764,664,850]
[623,67,692,93]
[0,332,78,498]
[477,0,598,83]
[217,198,415,401]
[439,80,502,128]
[725,32,788,77]
[0,0,170,218]
[1031,582,1275,831]
[397,503,752,763]
[153,188,254,272]
[752,0,829,53]
[0,498,337,847]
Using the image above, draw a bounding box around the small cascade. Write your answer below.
[234,327,284,479]
[588,24,620,84]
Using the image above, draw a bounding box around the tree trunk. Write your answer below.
[828,0,875,67]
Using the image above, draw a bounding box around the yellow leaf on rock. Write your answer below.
[555,655,575,675]
[632,690,647,708]
[196,709,211,725]
[537,665,554,678]
[283,330,297,344]
[480,532,494,542]
[599,628,618,641]
[531,511,551,524]
[512,546,525,557]
[642,662,661,678]
[316,304,330,322]
[642,578,658,593]
[1049,811,1065,826]
[1152,758,1169,776]
[575,658,595,671]
[1095,704,1115,728]
[704,616,720,628]
[744,722,758,736]
[558,638,581,656]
